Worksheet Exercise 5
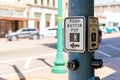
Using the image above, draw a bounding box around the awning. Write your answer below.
[0,16,39,21]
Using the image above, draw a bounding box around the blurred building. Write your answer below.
[2,0,120,37]
[95,1,120,27]
[63,0,120,28]
[27,0,69,31]
[62,0,120,28]
[0,0,28,37]
[27,0,59,31]
[0,0,69,37]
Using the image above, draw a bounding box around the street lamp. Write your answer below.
[52,0,67,74]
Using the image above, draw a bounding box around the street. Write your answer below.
[0,32,120,80]
[0,38,58,80]
[95,32,120,80]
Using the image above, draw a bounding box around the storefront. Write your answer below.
[0,17,38,37]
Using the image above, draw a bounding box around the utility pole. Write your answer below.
[52,0,67,74]
[64,0,103,80]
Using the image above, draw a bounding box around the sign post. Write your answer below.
[88,17,99,52]
[64,16,86,52]
[65,0,103,80]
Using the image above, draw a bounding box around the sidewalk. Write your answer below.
[0,38,57,51]
[1,53,119,80]
[7,67,68,80]
[4,60,119,80]
[0,35,120,80]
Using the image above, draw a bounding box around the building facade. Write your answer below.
[27,0,58,31]
[0,0,69,37]
[95,2,120,27]
[0,0,28,37]
[1,0,120,37]
[27,0,69,31]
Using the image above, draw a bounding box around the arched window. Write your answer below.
[53,0,55,7]
[41,0,43,5]
[47,0,50,5]
[35,0,37,4]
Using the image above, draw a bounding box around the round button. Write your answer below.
[67,60,79,70]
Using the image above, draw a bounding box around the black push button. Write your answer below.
[92,59,103,69]
[67,60,79,70]
[91,33,96,41]
[92,43,96,47]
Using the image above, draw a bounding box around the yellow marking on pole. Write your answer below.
[57,16,64,21]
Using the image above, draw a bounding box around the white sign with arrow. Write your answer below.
[64,16,86,52]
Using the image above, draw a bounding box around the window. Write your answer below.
[48,28,57,31]
[35,0,37,4]
[22,29,28,32]
[53,0,55,7]
[65,2,68,9]
[47,0,50,6]
[41,0,43,5]
[18,0,22,3]
[31,29,36,31]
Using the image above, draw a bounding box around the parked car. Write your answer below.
[117,26,120,31]
[39,26,102,43]
[5,28,39,41]
[40,27,58,39]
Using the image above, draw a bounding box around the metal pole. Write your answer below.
[52,0,67,74]
[68,0,95,80]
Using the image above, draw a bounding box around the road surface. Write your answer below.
[0,32,120,80]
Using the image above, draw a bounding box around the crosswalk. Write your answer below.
[0,54,55,78]
[96,44,120,58]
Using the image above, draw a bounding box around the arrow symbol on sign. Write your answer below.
[70,43,79,48]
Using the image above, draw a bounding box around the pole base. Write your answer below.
[52,66,67,74]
